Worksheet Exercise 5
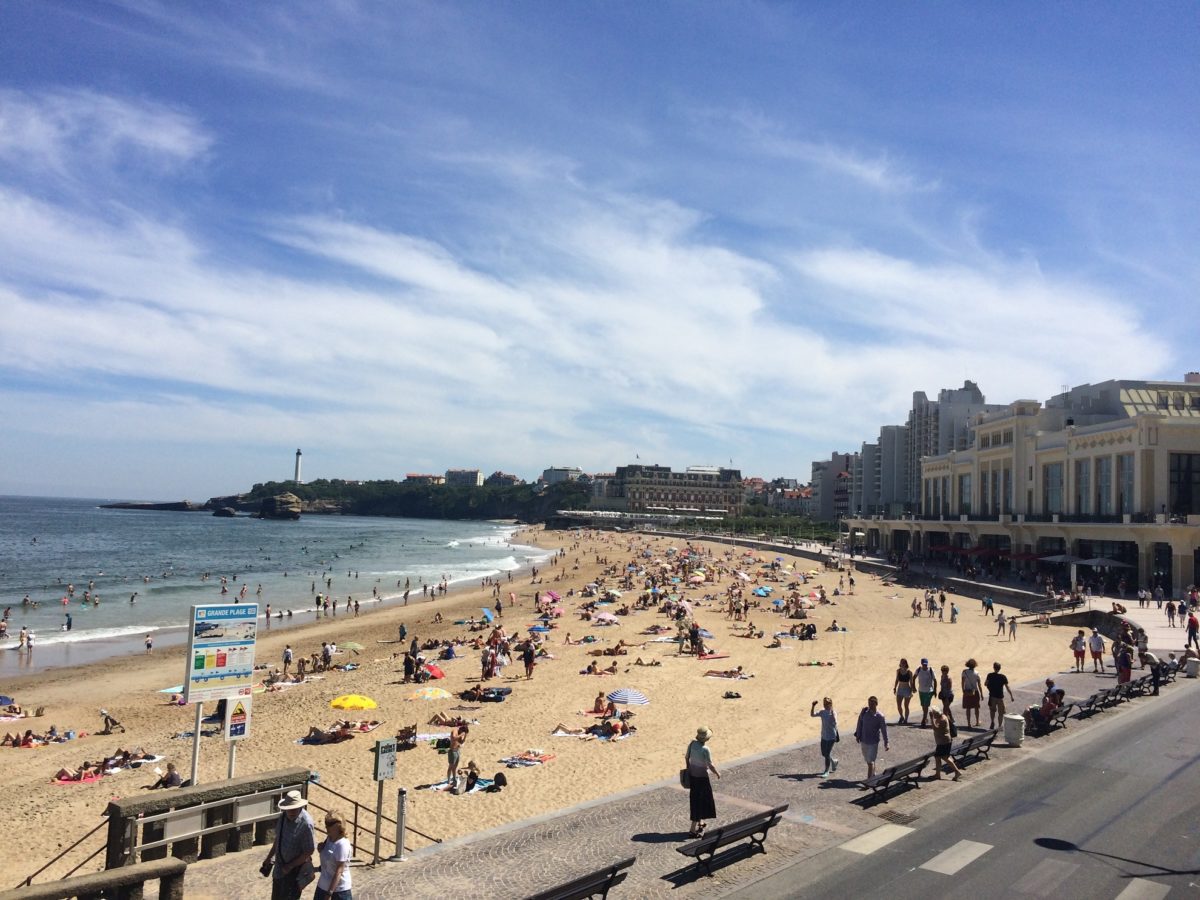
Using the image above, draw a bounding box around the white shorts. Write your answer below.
[860,742,879,764]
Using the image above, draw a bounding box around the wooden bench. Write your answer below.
[527,856,635,900]
[675,804,788,875]
[858,755,929,799]
[1161,663,1178,684]
[1030,703,1075,737]
[950,729,997,763]
[1078,692,1107,717]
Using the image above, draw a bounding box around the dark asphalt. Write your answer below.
[726,681,1200,899]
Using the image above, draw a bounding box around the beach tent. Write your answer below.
[544,590,562,601]
[480,608,494,622]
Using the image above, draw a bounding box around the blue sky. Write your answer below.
[1,2,1196,499]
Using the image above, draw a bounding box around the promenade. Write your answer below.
[184,663,1175,899]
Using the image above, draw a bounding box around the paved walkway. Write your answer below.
[182,665,1185,899]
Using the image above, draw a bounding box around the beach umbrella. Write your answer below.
[551,606,564,616]
[735,571,751,582]
[423,664,445,680]
[156,685,184,694]
[1081,557,1132,568]
[480,607,494,622]
[545,590,562,601]
[688,575,706,584]
[340,641,364,654]
[410,687,451,700]
[606,590,622,598]
[772,599,784,607]
[0,695,14,706]
[330,694,377,710]
[594,612,620,623]
[1039,554,1084,564]
[586,583,599,590]
[606,688,649,706]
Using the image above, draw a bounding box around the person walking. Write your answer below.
[1186,612,1199,651]
[996,610,1007,636]
[893,658,913,724]
[1115,643,1133,685]
[314,810,353,900]
[930,709,963,781]
[915,658,937,727]
[984,662,1014,729]
[1166,599,1176,627]
[283,645,293,678]
[684,726,720,837]
[961,659,982,728]
[1008,616,1018,641]
[810,697,839,777]
[854,696,889,780]
[1088,628,1107,673]
[937,665,955,715]
[262,790,316,900]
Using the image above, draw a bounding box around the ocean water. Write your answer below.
[0,496,550,670]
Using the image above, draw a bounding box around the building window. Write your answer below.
[1095,456,1113,515]
[1169,453,1200,516]
[980,434,991,449]
[1075,459,1091,515]
[1002,468,1012,514]
[1042,462,1064,514]
[1116,453,1135,515]
[958,474,972,515]
[1191,395,1200,411]
[1174,393,1185,410]
[1158,392,1170,408]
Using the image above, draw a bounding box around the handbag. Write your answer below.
[833,728,840,743]
[679,768,691,789]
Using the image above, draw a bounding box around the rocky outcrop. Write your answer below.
[259,492,302,520]
[212,507,238,517]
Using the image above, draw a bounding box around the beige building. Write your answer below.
[444,468,484,487]
[850,377,1200,595]
[607,464,744,516]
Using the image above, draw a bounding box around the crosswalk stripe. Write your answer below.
[839,823,914,855]
[1114,879,1171,900]
[1011,858,1081,896]
[919,839,992,875]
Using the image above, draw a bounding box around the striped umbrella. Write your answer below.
[607,688,649,706]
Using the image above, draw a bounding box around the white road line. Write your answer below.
[919,839,992,875]
[1114,879,1171,900]
[838,823,914,855]
[1012,858,1081,896]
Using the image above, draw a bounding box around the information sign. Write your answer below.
[183,604,258,705]
[224,695,252,741]
[374,737,397,781]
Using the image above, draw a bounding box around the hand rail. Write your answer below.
[17,816,108,888]
[307,778,441,856]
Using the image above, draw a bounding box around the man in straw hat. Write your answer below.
[262,789,316,899]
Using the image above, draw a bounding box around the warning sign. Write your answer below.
[224,695,252,742]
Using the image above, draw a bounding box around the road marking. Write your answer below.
[1012,858,1080,895]
[839,823,913,855]
[1115,879,1171,900]
[919,839,992,875]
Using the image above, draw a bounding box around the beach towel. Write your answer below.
[698,653,730,660]
[705,673,750,679]
[127,754,166,768]
[170,728,219,739]
[53,773,104,785]
[415,732,451,743]
[499,752,555,768]
[593,731,635,742]
[646,637,680,643]
[424,777,493,794]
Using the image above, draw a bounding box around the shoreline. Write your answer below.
[0,530,554,679]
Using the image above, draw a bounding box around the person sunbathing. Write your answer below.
[428,713,470,728]
[602,661,618,675]
[462,685,486,702]
[552,723,589,736]
[55,761,102,781]
[706,666,752,679]
[632,657,662,666]
[304,722,354,744]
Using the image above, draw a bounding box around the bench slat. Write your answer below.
[526,857,635,900]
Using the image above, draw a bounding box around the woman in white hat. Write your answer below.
[262,790,316,900]
[684,726,721,837]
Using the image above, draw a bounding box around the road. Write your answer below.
[727,682,1200,899]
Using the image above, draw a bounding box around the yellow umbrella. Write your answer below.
[330,694,377,710]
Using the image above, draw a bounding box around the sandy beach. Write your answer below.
[0,526,1077,882]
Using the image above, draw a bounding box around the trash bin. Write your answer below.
[1003,714,1025,747]
[1186,658,1200,679]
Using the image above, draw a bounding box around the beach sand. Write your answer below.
[0,527,1075,882]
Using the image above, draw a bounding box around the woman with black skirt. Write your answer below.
[684,726,721,837]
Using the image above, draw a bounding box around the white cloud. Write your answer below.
[0,88,211,177]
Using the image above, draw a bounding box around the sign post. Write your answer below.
[372,737,397,864]
[182,603,258,786]
[223,695,252,778]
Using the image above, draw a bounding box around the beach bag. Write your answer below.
[949,719,959,739]
[833,729,840,744]
[295,857,316,891]
[679,768,691,789]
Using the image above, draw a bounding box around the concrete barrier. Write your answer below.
[0,858,186,900]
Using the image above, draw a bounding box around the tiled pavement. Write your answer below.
[183,666,1190,899]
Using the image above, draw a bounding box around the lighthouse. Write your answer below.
[294,449,303,484]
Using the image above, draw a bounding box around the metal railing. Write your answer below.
[15,817,109,889]
[306,778,440,862]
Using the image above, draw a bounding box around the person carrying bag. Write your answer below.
[261,790,317,900]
